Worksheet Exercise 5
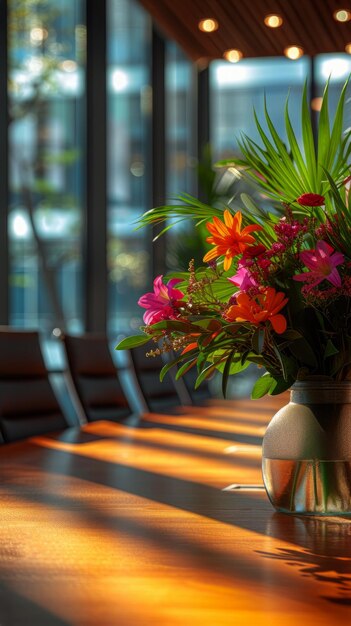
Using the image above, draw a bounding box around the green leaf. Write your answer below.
[240,193,265,217]
[148,320,192,332]
[269,377,291,395]
[284,95,310,187]
[317,79,331,181]
[159,348,198,382]
[324,339,340,359]
[175,359,197,379]
[115,334,151,350]
[328,77,350,174]
[301,80,317,189]
[252,327,265,354]
[289,338,318,368]
[271,342,289,381]
[195,362,220,389]
[251,372,276,399]
[215,355,250,375]
[280,329,303,341]
[221,349,237,398]
[191,319,222,332]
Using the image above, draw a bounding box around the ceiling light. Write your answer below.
[198,18,218,33]
[264,14,283,28]
[223,49,243,63]
[345,42,351,53]
[284,45,304,60]
[333,9,351,21]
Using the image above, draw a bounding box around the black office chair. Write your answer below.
[62,333,132,422]
[0,328,68,443]
[129,345,191,413]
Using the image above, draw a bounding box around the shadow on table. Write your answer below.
[258,513,351,605]
[3,443,351,610]
[0,579,69,625]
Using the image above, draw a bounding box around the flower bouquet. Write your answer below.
[117,79,351,404]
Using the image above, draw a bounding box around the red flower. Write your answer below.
[296,193,325,207]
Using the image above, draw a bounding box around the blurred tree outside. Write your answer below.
[8,0,85,330]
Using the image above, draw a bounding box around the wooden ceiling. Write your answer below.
[138,0,351,63]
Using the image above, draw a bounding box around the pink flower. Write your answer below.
[293,241,344,290]
[228,267,258,292]
[138,275,184,325]
[296,193,325,207]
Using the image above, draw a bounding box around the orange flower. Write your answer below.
[203,210,263,271]
[225,287,288,334]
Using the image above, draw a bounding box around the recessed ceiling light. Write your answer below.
[284,45,304,60]
[264,14,283,28]
[333,9,351,21]
[223,49,243,63]
[345,42,351,53]
[198,18,218,32]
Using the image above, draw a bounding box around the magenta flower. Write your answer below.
[228,266,258,292]
[293,241,344,290]
[138,275,184,325]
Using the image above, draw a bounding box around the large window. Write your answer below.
[165,41,198,272]
[210,54,351,162]
[8,0,85,334]
[314,54,351,131]
[107,0,152,336]
[6,3,351,342]
[165,41,196,200]
[210,57,310,163]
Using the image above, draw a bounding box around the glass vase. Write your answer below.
[262,381,351,515]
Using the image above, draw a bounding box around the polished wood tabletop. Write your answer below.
[0,394,350,626]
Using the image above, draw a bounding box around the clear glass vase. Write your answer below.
[262,381,351,515]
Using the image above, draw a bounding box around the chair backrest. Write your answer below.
[182,367,213,405]
[0,328,68,443]
[129,345,190,412]
[62,333,132,422]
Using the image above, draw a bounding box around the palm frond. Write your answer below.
[216,77,351,209]
[136,193,226,233]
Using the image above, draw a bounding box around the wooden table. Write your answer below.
[0,395,350,625]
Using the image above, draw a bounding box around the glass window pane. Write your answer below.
[165,41,197,271]
[107,0,152,336]
[314,54,351,131]
[8,0,85,335]
[210,57,310,162]
[166,42,196,198]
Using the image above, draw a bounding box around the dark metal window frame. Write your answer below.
[85,0,107,331]
[0,0,8,324]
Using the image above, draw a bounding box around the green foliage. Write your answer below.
[115,335,151,350]
[216,78,351,210]
[125,79,351,399]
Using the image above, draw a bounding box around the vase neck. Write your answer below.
[291,381,351,404]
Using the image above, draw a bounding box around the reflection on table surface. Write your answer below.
[0,393,350,626]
